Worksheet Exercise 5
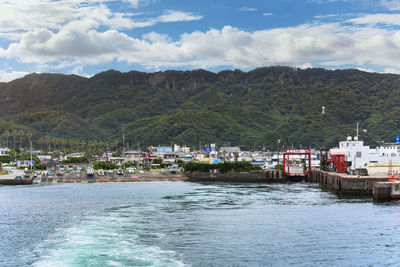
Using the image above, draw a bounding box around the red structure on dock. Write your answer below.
[328,154,348,174]
[283,150,312,177]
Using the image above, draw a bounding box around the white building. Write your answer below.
[0,147,10,156]
[330,136,400,171]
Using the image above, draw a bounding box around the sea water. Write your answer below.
[1,182,400,266]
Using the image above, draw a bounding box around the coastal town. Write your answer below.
[2,130,400,180]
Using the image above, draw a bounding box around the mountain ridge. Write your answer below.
[1,66,399,150]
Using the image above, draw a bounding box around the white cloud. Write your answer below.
[0,70,30,82]
[384,67,400,74]
[380,0,400,10]
[3,19,400,72]
[158,10,203,23]
[2,0,400,79]
[0,1,200,35]
[357,67,377,73]
[348,13,400,25]
[263,13,274,16]
[298,63,313,69]
[239,7,258,12]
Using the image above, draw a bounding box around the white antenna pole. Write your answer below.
[357,121,359,138]
[122,127,125,162]
[30,139,33,171]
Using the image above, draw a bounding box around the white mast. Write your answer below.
[122,127,125,162]
[357,121,359,138]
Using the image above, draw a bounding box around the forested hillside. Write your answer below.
[0,66,399,150]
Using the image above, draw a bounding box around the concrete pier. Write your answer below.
[372,181,400,201]
[185,170,287,183]
[307,170,387,195]
[373,182,392,201]
[40,171,188,183]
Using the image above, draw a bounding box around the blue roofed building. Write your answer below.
[156,146,173,153]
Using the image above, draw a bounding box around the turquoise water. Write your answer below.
[1,181,400,266]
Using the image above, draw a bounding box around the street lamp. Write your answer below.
[277,139,281,164]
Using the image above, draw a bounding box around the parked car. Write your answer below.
[126,167,136,173]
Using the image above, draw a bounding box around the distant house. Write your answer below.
[109,157,124,165]
[0,148,10,156]
[124,150,146,164]
[219,147,242,162]
[174,144,191,153]
[156,146,173,153]
[37,155,52,162]
[176,152,193,163]
[64,152,85,159]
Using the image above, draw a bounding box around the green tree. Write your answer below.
[18,130,24,150]
[12,130,17,149]
[4,130,9,148]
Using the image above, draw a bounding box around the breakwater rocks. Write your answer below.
[40,171,187,183]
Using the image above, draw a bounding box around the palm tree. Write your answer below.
[27,131,32,149]
[39,137,45,152]
[18,130,24,150]
[12,130,17,149]
[4,130,9,148]
[45,136,52,152]
[234,152,239,162]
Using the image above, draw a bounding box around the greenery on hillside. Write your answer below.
[0,66,399,151]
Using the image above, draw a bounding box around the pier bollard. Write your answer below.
[391,182,400,199]
[373,182,392,201]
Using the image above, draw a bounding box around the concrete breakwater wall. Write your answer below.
[184,170,286,183]
[40,171,187,183]
[0,178,33,185]
[307,170,387,195]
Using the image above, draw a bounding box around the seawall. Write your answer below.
[40,171,187,183]
[184,170,287,183]
[306,170,387,195]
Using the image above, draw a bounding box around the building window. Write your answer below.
[356,152,362,158]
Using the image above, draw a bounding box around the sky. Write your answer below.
[1,0,400,81]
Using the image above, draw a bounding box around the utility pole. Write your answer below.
[277,139,281,165]
[122,127,125,162]
[356,121,359,138]
[30,139,33,171]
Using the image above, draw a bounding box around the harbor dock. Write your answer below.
[306,170,400,201]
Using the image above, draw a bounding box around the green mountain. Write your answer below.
[0,66,399,150]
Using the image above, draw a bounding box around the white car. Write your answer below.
[126,167,136,173]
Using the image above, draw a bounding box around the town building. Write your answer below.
[330,136,400,172]
[0,147,10,156]
[219,147,241,162]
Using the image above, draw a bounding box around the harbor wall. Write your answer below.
[306,170,387,195]
[40,171,187,183]
[0,178,33,185]
[184,170,286,183]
